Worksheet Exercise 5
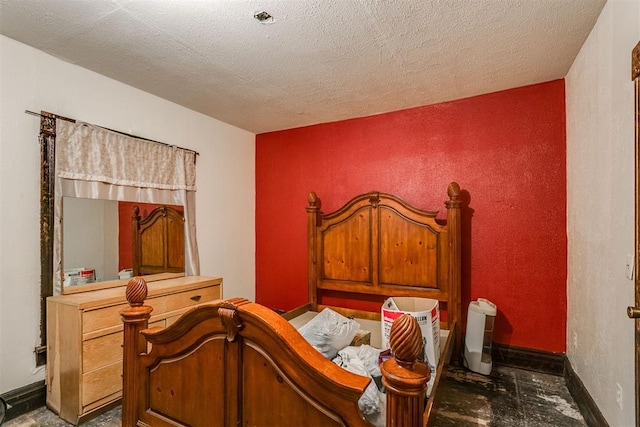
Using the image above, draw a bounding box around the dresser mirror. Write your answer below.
[37,112,199,366]
[61,197,185,293]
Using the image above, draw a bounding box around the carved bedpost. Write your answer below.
[307,192,320,310]
[445,182,462,361]
[381,314,430,427]
[131,206,141,276]
[120,277,153,427]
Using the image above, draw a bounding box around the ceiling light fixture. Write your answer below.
[253,11,274,24]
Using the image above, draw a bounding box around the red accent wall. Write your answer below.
[255,80,567,353]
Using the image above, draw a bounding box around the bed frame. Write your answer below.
[290,181,462,419]
[132,205,185,276]
[121,183,462,426]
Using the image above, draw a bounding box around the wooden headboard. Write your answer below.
[132,205,185,276]
[306,182,462,348]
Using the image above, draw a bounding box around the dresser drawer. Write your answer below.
[81,289,197,334]
[165,286,220,312]
[83,302,129,333]
[82,321,164,372]
[82,361,122,407]
[83,331,122,372]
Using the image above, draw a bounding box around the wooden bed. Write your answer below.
[132,205,185,277]
[121,182,462,426]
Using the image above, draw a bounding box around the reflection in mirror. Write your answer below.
[63,198,118,285]
[62,198,184,290]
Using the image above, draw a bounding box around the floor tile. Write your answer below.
[5,365,585,426]
[4,406,121,427]
[429,365,587,427]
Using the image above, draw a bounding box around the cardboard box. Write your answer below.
[381,296,440,395]
[63,268,96,286]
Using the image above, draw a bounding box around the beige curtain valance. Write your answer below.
[52,119,200,295]
[56,121,196,191]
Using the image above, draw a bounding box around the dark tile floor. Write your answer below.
[428,365,586,427]
[3,406,120,427]
[4,365,585,426]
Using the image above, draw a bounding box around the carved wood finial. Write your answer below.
[218,300,246,342]
[447,182,461,201]
[125,277,148,307]
[369,192,380,208]
[308,191,318,208]
[389,314,423,367]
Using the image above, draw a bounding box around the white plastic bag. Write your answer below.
[333,347,385,426]
[336,345,381,378]
[298,308,360,359]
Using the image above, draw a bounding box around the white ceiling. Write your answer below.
[0,0,606,134]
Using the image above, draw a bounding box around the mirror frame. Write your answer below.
[38,112,58,365]
[632,40,640,427]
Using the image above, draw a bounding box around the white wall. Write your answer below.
[0,35,255,394]
[565,0,639,425]
[63,198,119,283]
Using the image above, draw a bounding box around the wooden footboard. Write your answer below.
[121,277,430,427]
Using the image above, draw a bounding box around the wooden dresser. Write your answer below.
[46,275,222,425]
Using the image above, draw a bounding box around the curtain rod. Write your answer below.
[24,110,200,157]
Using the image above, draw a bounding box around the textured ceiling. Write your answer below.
[0,0,606,134]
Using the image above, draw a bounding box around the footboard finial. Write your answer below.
[381,314,430,427]
[125,276,148,306]
[388,314,424,367]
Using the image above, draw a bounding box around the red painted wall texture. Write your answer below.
[255,80,567,353]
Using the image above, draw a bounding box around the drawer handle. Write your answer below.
[190,295,202,302]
